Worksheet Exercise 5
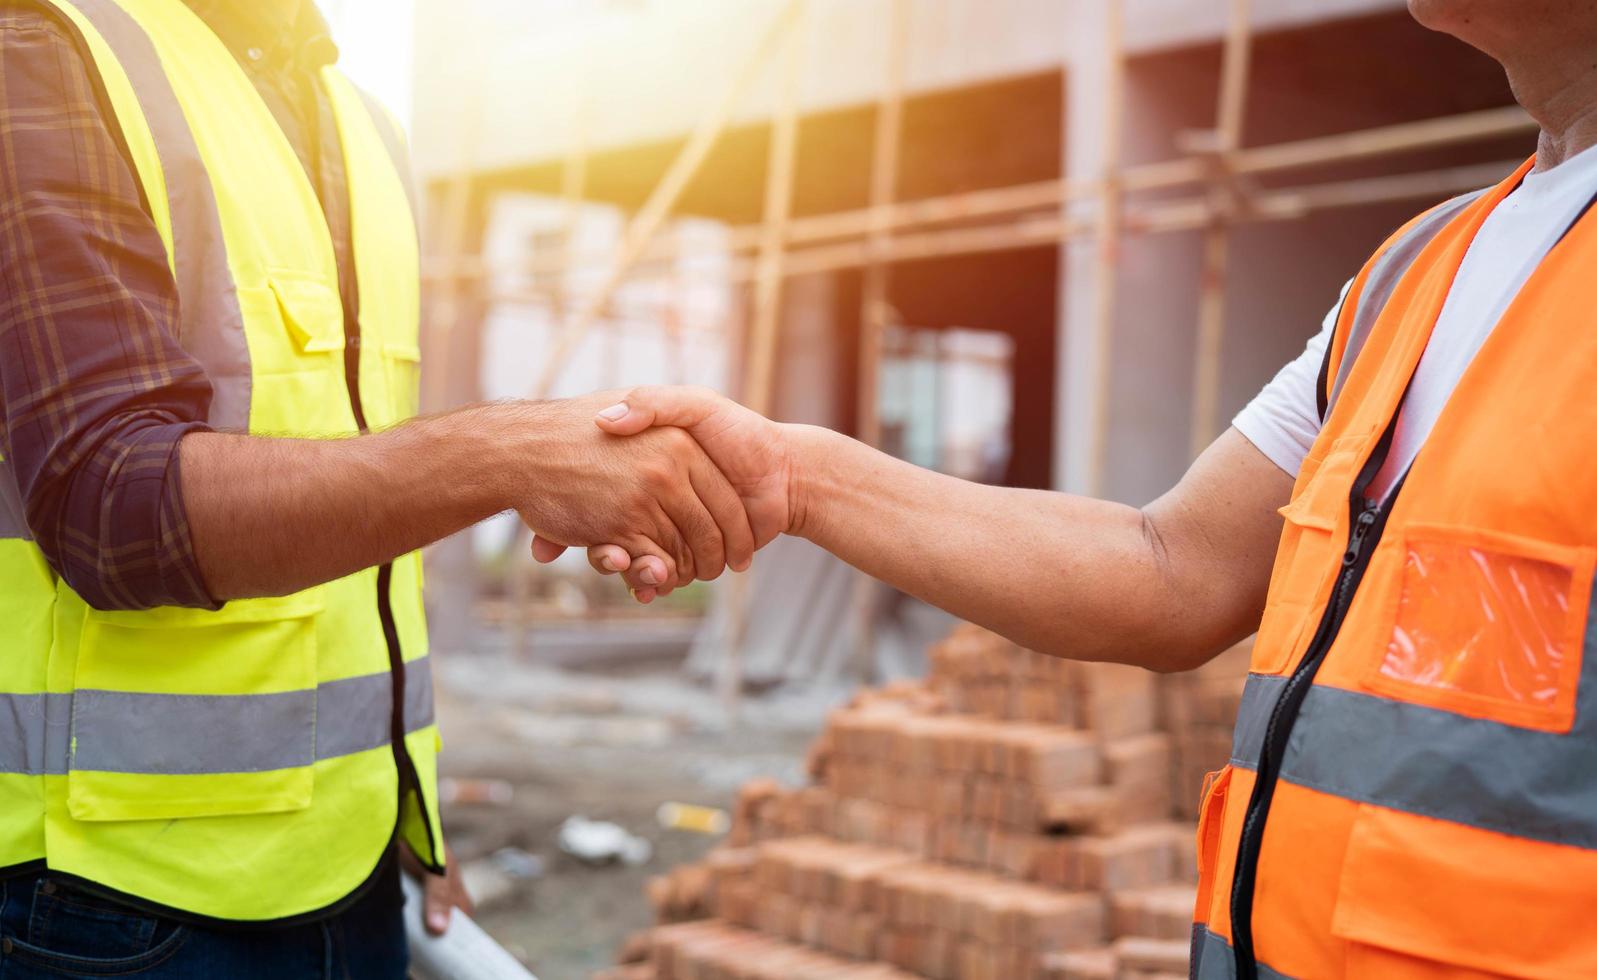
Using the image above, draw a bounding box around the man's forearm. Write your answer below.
[785,425,1284,671]
[181,402,537,601]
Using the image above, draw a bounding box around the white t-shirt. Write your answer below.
[1235,144,1597,498]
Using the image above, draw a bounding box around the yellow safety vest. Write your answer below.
[0,0,441,922]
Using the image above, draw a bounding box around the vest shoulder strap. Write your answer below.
[1316,188,1487,422]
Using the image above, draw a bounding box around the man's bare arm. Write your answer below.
[181,394,754,602]
[787,425,1289,671]
[581,388,1292,672]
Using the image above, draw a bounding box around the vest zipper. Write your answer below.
[334,236,436,871]
[1227,422,1409,978]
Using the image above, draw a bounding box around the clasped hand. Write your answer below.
[520,388,790,601]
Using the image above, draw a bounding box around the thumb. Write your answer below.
[531,534,568,563]
[424,874,452,936]
[594,385,719,437]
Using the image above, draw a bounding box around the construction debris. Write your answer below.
[559,816,655,867]
[656,802,732,835]
[599,625,1249,978]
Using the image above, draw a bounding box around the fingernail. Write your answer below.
[731,557,751,573]
[600,555,618,572]
[640,565,662,586]
[429,910,448,931]
[596,403,628,421]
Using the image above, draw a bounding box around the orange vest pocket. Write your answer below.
[1193,764,1234,929]
[1332,803,1597,979]
[1362,524,1592,733]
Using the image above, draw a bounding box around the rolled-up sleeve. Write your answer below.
[0,11,217,610]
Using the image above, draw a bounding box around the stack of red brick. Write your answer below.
[598,625,1249,980]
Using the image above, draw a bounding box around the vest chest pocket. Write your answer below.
[66,592,322,822]
[1361,523,1593,734]
[235,273,354,436]
[1251,441,1363,675]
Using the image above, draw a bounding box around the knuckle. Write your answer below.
[643,459,677,489]
[658,427,694,454]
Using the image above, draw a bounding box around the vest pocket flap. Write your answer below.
[267,272,345,354]
[382,341,421,361]
[68,594,322,822]
[1332,803,1597,978]
[1275,442,1363,532]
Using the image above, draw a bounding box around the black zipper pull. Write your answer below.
[1342,506,1378,566]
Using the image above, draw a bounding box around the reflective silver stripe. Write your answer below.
[0,690,71,777]
[1228,673,1286,769]
[351,84,419,234]
[0,657,434,776]
[0,458,29,541]
[403,656,434,738]
[1281,683,1597,851]
[64,0,252,431]
[1190,924,1297,980]
[1326,189,1485,416]
[73,688,317,774]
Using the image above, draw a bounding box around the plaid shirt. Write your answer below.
[0,1,353,610]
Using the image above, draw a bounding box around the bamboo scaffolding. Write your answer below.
[721,0,809,721]
[1189,0,1253,457]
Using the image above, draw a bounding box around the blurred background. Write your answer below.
[316,1,1533,975]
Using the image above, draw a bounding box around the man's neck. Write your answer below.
[1503,54,1597,170]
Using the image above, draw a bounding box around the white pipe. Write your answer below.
[401,874,538,980]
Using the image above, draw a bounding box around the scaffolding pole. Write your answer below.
[1086,0,1126,498]
[1189,0,1253,457]
[849,0,912,679]
[721,0,809,722]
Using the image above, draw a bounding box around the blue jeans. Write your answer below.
[0,856,408,979]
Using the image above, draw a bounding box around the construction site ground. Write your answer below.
[431,648,845,980]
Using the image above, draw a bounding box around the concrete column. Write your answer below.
[1053,0,1115,496]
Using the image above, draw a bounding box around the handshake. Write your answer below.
[516,386,799,603]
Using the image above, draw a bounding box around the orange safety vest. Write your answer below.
[1192,156,1597,980]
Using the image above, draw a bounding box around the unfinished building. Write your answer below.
[409,0,1533,673]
